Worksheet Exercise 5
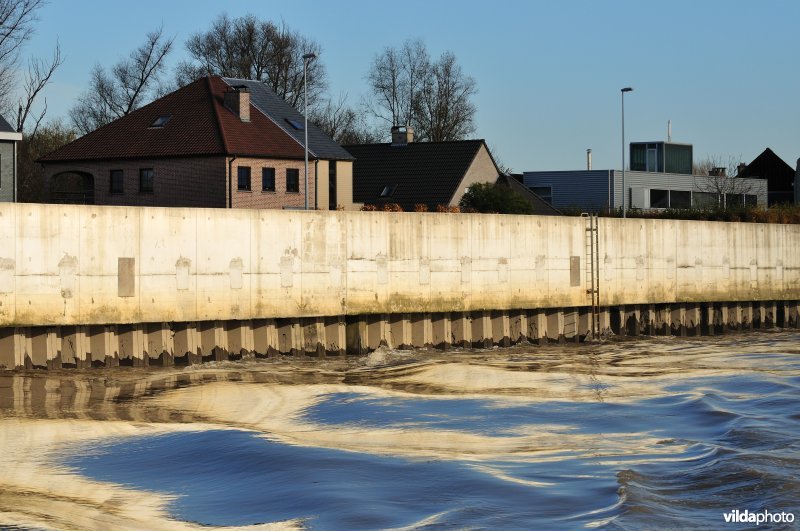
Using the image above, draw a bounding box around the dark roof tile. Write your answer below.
[343,140,490,210]
[0,114,15,133]
[40,76,314,162]
[223,77,355,161]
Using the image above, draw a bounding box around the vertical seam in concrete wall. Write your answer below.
[467,213,473,311]
[249,209,254,318]
[136,208,142,320]
[78,206,82,321]
[344,211,349,315]
[13,204,17,322]
[138,209,143,327]
[195,209,199,323]
[673,220,678,302]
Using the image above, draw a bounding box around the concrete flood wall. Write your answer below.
[0,203,799,369]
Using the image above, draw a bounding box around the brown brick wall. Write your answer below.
[42,157,228,208]
[230,158,316,209]
[41,156,319,209]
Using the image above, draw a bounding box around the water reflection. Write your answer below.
[1,332,798,529]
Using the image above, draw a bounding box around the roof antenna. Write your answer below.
[667,120,672,142]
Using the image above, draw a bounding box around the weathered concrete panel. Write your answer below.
[138,208,197,322]
[300,212,347,316]
[508,216,550,308]
[429,214,471,312]
[345,212,391,314]
[0,207,15,324]
[386,214,431,313]
[251,209,304,318]
[470,216,511,310]
[0,204,799,327]
[14,205,81,325]
[195,209,252,321]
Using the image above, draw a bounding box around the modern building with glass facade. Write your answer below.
[630,141,693,174]
[523,142,767,212]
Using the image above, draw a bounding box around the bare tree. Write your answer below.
[366,40,476,142]
[366,39,429,131]
[180,14,327,109]
[17,117,75,202]
[310,93,380,145]
[489,143,513,175]
[692,154,744,177]
[69,26,174,135]
[0,0,62,133]
[692,154,755,208]
[0,0,43,116]
[414,52,477,142]
[16,41,62,135]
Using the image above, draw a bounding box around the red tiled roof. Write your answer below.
[40,76,306,162]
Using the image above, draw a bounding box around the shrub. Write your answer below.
[458,182,534,214]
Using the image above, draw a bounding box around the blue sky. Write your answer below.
[22,0,800,172]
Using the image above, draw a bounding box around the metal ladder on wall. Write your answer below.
[582,213,601,339]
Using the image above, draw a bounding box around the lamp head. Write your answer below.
[303,52,317,61]
[621,87,633,93]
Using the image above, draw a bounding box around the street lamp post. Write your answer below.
[303,52,317,210]
[621,87,633,218]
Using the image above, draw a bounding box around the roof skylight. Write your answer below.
[285,118,304,130]
[380,185,397,198]
[150,115,171,128]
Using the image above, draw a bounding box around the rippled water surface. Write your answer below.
[1,331,799,529]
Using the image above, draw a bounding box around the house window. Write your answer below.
[693,192,719,209]
[139,168,154,193]
[329,161,337,210]
[110,170,124,194]
[238,166,251,191]
[726,193,744,208]
[670,190,691,209]
[286,168,300,193]
[650,189,669,208]
[646,147,658,172]
[262,167,275,191]
[744,194,758,207]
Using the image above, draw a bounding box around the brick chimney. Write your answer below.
[737,163,747,176]
[391,125,414,146]
[224,85,250,122]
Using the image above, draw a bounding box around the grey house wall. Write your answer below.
[524,170,768,211]
[0,142,14,202]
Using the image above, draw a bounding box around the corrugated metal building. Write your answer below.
[523,169,767,212]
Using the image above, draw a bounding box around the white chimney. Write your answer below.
[667,120,672,142]
[391,125,414,146]
[587,149,592,170]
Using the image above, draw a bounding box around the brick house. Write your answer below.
[0,114,22,202]
[39,75,356,210]
[343,126,503,211]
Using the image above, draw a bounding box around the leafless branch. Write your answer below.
[366,40,476,141]
[183,14,327,110]
[16,40,62,132]
[70,26,174,134]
